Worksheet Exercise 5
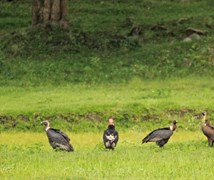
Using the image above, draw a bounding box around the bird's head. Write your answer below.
[108,118,114,125]
[170,120,177,131]
[201,112,207,123]
[194,111,207,118]
[202,111,207,117]
[41,120,50,131]
[172,120,177,125]
[193,111,208,123]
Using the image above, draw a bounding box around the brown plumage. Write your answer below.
[201,112,214,147]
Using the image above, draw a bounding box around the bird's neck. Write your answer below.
[108,125,115,129]
[45,126,50,131]
[170,124,176,131]
[202,115,207,123]
[204,120,210,126]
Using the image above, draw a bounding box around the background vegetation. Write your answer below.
[0,0,214,131]
[0,0,214,86]
[0,1,214,178]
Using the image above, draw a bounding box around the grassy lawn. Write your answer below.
[0,77,213,115]
[0,77,213,132]
[0,131,212,179]
[1,78,213,178]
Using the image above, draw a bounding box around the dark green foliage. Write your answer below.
[0,109,211,132]
[1,0,214,84]
[1,28,140,58]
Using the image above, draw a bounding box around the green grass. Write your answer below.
[0,131,213,179]
[1,1,214,178]
[0,77,213,115]
[0,77,213,132]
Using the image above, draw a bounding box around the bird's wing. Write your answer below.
[114,131,119,143]
[143,128,173,142]
[46,129,73,151]
[50,128,70,142]
[207,124,214,129]
[103,130,112,142]
[202,126,214,140]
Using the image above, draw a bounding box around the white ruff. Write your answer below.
[170,125,173,131]
[105,134,115,141]
[45,127,50,131]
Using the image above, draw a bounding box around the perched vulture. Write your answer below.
[200,112,214,146]
[142,120,177,147]
[41,120,74,152]
[103,118,119,150]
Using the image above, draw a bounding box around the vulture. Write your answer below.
[103,118,119,150]
[200,112,214,146]
[41,120,74,152]
[142,120,177,147]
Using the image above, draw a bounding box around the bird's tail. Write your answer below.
[67,143,74,152]
[142,136,149,144]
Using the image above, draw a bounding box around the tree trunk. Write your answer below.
[32,0,68,29]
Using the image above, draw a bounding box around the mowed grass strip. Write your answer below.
[0,77,213,115]
[0,131,212,179]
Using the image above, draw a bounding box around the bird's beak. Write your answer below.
[40,121,44,125]
[193,114,201,119]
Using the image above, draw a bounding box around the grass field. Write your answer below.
[1,0,214,179]
[1,77,214,178]
[0,131,213,179]
[1,77,214,115]
[0,77,213,132]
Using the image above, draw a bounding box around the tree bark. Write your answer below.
[32,0,69,29]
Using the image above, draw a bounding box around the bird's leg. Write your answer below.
[208,138,212,146]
